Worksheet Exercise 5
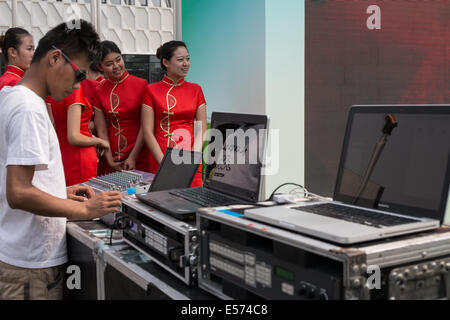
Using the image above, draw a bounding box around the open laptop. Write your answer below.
[145,147,201,192]
[95,148,199,226]
[245,105,450,244]
[137,112,269,221]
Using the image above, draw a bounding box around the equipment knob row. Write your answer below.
[298,283,327,300]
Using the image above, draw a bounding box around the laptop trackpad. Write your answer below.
[246,206,348,228]
[155,195,199,209]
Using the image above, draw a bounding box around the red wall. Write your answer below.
[306,0,450,196]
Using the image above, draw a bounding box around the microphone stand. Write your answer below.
[352,114,398,205]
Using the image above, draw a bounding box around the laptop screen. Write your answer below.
[203,112,269,202]
[334,105,450,222]
[149,148,201,192]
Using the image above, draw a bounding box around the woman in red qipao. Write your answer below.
[81,63,106,174]
[93,41,150,173]
[0,27,34,91]
[46,87,110,186]
[82,63,105,106]
[142,41,207,187]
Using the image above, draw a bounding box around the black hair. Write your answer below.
[156,40,188,71]
[31,20,100,65]
[98,40,122,63]
[89,61,101,73]
[0,27,31,64]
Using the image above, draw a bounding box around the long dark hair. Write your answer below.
[0,27,31,64]
[156,40,188,71]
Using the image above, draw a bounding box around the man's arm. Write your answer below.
[6,165,122,220]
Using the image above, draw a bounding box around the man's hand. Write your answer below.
[67,185,95,202]
[84,191,123,219]
[6,165,121,220]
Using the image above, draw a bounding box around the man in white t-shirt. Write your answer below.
[0,20,122,300]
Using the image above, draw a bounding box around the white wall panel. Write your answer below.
[100,0,175,54]
[0,0,176,54]
[0,1,12,32]
[135,7,148,29]
[148,7,160,30]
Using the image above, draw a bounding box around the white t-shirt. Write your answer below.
[0,85,68,269]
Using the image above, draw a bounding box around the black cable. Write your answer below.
[267,182,305,201]
[109,215,130,245]
[109,220,115,246]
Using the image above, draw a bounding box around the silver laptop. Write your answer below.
[245,105,450,244]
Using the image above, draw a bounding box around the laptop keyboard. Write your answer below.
[294,203,419,228]
[169,188,242,207]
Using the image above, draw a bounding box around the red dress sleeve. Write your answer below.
[197,86,206,109]
[64,88,86,108]
[91,86,103,112]
[142,85,154,109]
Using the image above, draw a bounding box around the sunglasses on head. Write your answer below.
[51,45,86,83]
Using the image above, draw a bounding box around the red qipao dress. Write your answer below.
[144,75,206,187]
[92,71,150,173]
[81,76,107,175]
[0,65,25,91]
[45,87,97,186]
[82,75,105,106]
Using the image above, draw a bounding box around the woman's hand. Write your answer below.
[96,137,110,150]
[93,135,110,156]
[123,156,136,171]
[107,158,123,172]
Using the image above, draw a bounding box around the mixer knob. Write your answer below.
[307,287,317,299]
[318,291,328,300]
[298,283,307,295]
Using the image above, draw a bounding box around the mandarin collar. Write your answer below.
[162,75,185,87]
[5,65,25,78]
[107,70,129,84]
